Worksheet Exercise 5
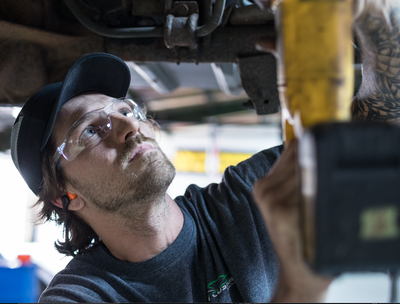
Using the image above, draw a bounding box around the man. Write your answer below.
[10,0,400,302]
[11,52,282,302]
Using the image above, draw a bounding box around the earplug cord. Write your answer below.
[61,195,74,255]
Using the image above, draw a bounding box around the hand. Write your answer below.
[253,140,333,302]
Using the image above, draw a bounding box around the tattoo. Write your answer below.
[352,6,400,122]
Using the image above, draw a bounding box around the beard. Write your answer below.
[66,134,176,221]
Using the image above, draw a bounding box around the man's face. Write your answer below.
[52,93,176,218]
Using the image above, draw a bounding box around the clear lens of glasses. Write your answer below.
[54,98,146,164]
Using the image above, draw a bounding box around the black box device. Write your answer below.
[299,122,400,275]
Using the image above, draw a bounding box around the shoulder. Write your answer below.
[39,249,115,303]
[176,144,284,202]
[175,144,284,217]
[224,144,284,187]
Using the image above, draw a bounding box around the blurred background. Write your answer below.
[0,61,396,302]
[0,0,396,302]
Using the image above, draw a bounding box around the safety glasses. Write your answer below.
[53,98,147,166]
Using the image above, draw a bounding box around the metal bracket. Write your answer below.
[164,1,199,49]
[237,54,280,115]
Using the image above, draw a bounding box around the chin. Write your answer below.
[85,144,176,215]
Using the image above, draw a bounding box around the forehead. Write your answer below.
[52,93,114,144]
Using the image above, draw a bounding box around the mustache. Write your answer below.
[118,133,157,167]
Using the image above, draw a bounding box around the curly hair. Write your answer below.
[33,104,160,256]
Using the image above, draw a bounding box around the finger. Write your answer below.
[264,143,297,185]
[283,138,298,152]
[254,164,295,205]
[253,140,298,204]
[254,168,298,213]
[255,164,296,200]
[254,168,294,202]
[261,177,298,212]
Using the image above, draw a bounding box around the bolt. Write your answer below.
[177,4,189,15]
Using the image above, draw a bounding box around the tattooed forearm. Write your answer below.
[352,2,400,122]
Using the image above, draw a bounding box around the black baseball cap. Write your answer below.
[10,53,131,195]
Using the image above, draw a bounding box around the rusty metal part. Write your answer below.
[64,0,226,39]
[165,14,199,49]
[195,0,226,37]
[237,54,280,115]
[221,4,235,27]
[168,1,199,17]
[109,25,275,62]
[0,0,91,36]
[63,0,165,38]
[196,0,213,46]
[229,4,275,25]
[165,1,199,49]
[132,0,165,17]
[170,4,189,16]
[0,1,277,107]
[165,0,174,12]
[0,20,103,105]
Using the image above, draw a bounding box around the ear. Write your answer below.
[52,194,85,211]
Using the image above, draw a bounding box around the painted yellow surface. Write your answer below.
[174,150,206,173]
[274,0,354,140]
[219,152,253,173]
[173,150,253,173]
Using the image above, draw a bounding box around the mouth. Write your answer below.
[128,143,155,163]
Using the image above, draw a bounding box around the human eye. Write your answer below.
[113,100,133,117]
[79,126,98,144]
[118,107,134,117]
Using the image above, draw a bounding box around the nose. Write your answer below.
[110,113,141,143]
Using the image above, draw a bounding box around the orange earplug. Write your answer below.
[67,192,77,200]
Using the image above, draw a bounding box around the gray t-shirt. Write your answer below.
[39,145,282,303]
